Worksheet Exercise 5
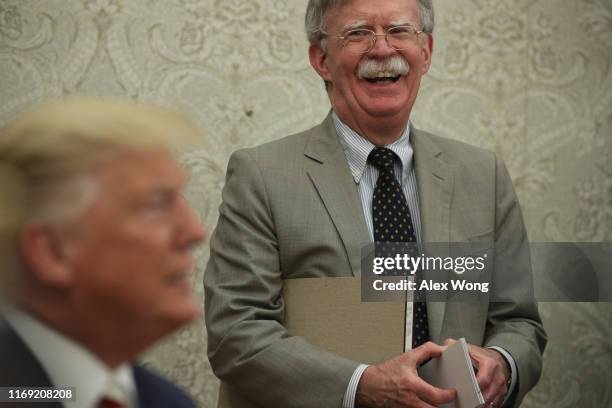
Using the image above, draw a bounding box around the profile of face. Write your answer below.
[56,148,205,338]
[309,0,433,125]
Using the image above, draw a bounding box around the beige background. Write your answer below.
[1,0,611,406]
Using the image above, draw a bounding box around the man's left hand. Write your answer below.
[442,339,510,408]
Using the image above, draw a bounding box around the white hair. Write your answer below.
[305,0,435,45]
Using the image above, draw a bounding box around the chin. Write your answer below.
[362,101,408,118]
[170,299,201,323]
[356,93,411,117]
[154,300,201,332]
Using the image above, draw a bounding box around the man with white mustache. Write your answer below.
[357,56,410,82]
[205,1,546,408]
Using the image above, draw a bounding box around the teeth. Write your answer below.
[370,71,396,79]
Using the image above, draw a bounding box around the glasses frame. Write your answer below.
[323,25,425,54]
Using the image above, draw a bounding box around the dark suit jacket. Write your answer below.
[0,318,196,408]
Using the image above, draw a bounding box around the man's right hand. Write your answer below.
[355,342,456,408]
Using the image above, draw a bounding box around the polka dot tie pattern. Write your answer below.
[368,147,430,349]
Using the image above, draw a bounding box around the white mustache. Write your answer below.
[357,56,410,79]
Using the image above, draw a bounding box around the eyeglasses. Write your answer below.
[324,25,424,54]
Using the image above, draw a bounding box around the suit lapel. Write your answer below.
[0,318,62,408]
[412,128,453,244]
[304,114,370,277]
[412,128,454,343]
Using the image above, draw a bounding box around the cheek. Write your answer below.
[328,52,358,76]
[407,50,427,73]
[114,222,174,255]
[73,246,170,317]
[343,56,362,75]
[74,227,173,284]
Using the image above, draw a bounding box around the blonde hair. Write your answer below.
[0,97,200,298]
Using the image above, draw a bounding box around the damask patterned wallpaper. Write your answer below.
[1,0,610,407]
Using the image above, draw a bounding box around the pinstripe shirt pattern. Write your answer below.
[332,111,422,245]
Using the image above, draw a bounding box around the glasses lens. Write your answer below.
[387,26,418,50]
[342,29,374,54]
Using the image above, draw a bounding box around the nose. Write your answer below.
[368,32,396,58]
[177,197,206,248]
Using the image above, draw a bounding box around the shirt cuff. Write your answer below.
[488,346,517,406]
[342,364,369,408]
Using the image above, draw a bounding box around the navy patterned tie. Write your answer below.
[368,147,429,349]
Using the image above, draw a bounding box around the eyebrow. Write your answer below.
[389,19,417,27]
[342,20,369,31]
[341,19,418,32]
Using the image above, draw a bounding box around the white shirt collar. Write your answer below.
[5,308,137,408]
[332,111,414,183]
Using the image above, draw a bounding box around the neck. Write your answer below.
[331,104,410,147]
[21,300,155,369]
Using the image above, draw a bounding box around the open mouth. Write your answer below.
[166,262,195,286]
[365,76,401,84]
[362,72,402,84]
[166,272,189,285]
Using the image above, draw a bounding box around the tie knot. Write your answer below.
[368,147,398,172]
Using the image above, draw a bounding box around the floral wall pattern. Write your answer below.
[1,0,610,406]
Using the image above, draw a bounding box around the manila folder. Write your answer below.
[283,276,405,363]
[217,276,405,408]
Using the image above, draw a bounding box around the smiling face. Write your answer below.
[61,148,205,340]
[309,0,433,141]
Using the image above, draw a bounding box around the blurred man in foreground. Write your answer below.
[0,98,205,408]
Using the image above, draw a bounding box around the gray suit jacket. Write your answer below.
[204,114,546,408]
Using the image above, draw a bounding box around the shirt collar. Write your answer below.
[6,308,137,408]
[332,111,413,183]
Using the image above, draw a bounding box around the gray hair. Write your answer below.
[305,0,435,45]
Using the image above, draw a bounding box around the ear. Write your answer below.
[420,34,434,74]
[19,224,76,287]
[309,43,333,82]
